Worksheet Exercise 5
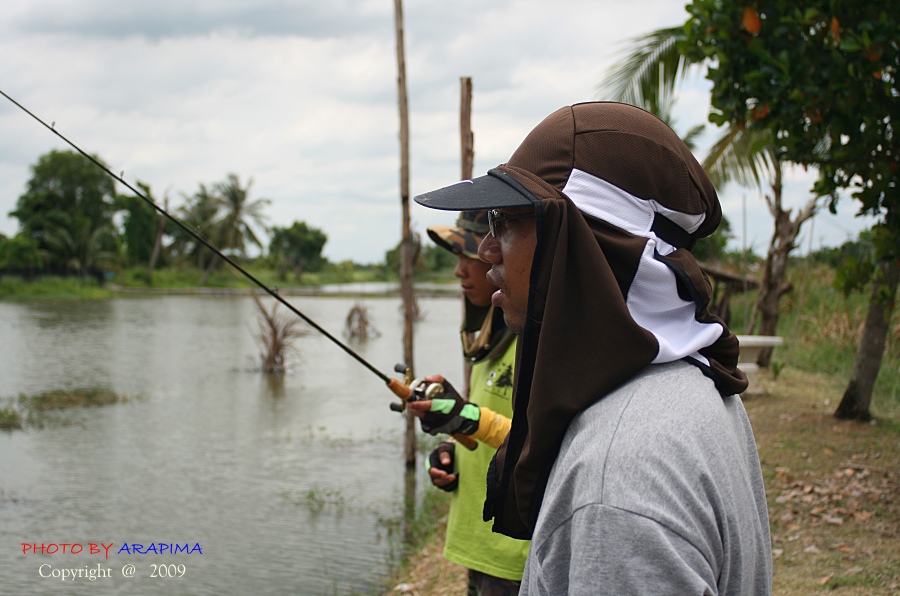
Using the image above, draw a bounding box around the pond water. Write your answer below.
[0,294,467,595]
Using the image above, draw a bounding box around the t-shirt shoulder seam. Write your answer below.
[536,501,713,571]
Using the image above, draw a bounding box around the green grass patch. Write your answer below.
[0,275,113,301]
[113,263,392,290]
[723,264,900,420]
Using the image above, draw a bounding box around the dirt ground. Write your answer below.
[384,367,899,595]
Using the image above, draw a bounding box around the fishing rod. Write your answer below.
[0,87,476,449]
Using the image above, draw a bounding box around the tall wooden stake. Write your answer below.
[460,77,475,398]
[393,0,417,469]
[460,77,474,180]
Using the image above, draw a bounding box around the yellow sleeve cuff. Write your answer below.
[470,406,512,449]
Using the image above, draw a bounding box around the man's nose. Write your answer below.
[477,234,500,263]
[454,260,465,278]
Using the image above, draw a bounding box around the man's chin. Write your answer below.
[503,313,525,336]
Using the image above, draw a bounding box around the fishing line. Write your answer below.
[0,87,393,384]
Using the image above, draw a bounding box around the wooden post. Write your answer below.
[460,77,475,398]
[460,77,474,181]
[393,0,417,469]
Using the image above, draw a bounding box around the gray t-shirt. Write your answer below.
[521,361,771,595]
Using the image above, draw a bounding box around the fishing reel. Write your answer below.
[389,363,478,451]
[389,363,444,412]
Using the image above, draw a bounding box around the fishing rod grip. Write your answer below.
[384,379,477,451]
[386,378,413,402]
[451,433,478,451]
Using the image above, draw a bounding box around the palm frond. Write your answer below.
[703,125,776,191]
[598,27,699,109]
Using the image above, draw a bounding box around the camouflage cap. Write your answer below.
[426,210,489,259]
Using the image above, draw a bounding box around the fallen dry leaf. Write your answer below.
[832,543,853,554]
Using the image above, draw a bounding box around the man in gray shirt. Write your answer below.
[414,102,772,594]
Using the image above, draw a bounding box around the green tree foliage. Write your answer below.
[268,221,328,281]
[119,182,165,266]
[832,226,898,298]
[681,1,897,230]
[680,1,898,419]
[384,232,421,276]
[693,215,734,263]
[420,243,457,272]
[10,150,118,270]
[0,233,43,269]
[41,219,116,276]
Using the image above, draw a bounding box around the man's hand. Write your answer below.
[407,375,480,436]
[428,441,458,491]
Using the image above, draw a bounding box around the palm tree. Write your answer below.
[599,26,821,365]
[42,217,116,280]
[213,173,270,258]
[173,183,222,270]
[198,174,270,285]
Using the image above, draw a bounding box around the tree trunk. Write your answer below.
[835,259,900,421]
[198,253,220,286]
[147,199,168,281]
[394,0,417,469]
[747,162,817,366]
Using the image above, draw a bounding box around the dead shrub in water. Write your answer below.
[344,301,380,339]
[251,291,308,373]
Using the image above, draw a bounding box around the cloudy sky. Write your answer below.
[0,0,874,264]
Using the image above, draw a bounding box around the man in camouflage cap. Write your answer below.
[413,209,529,594]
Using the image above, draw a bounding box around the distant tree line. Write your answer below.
[0,150,335,284]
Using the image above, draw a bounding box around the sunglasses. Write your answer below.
[488,209,536,237]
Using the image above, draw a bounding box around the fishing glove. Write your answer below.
[428,441,458,492]
[419,380,480,436]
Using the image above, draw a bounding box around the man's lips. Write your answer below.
[490,288,504,307]
[485,270,504,306]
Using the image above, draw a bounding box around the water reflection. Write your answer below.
[0,295,462,595]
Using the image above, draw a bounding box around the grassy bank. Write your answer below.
[0,275,114,300]
[0,265,458,301]
[384,367,900,595]
[727,264,900,420]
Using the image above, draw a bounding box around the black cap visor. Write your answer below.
[414,168,537,211]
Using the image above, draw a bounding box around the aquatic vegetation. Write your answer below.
[344,301,381,339]
[0,388,133,430]
[20,388,123,411]
[250,290,308,373]
[282,486,349,515]
[0,405,23,430]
